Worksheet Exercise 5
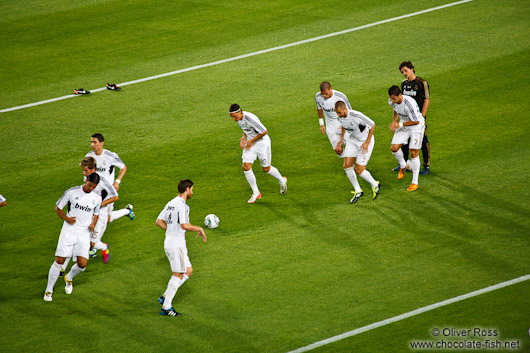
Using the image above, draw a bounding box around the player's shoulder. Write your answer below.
[315,91,323,100]
[333,90,349,100]
[415,76,428,84]
[85,151,95,157]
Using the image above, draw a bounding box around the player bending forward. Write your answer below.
[335,101,380,203]
[388,85,425,191]
[44,173,101,301]
[229,104,287,203]
[156,179,207,317]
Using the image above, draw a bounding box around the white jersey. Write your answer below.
[88,172,118,215]
[388,95,425,127]
[85,149,125,184]
[315,89,352,124]
[157,196,189,248]
[56,186,101,232]
[338,108,375,143]
[237,111,271,144]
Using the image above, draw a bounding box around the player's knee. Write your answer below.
[410,150,419,158]
[262,166,271,173]
[242,164,252,172]
[186,267,193,278]
[391,146,400,153]
[354,165,365,175]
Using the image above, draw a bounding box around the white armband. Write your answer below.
[319,118,324,126]
[115,179,121,184]
[398,122,404,128]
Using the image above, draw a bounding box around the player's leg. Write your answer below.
[354,138,379,199]
[160,248,188,316]
[420,124,430,175]
[259,142,287,194]
[90,216,110,263]
[45,229,74,300]
[327,124,344,157]
[392,130,409,179]
[64,234,91,295]
[242,148,261,203]
[109,204,134,222]
[407,129,423,191]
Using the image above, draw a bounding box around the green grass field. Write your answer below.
[1,0,529,352]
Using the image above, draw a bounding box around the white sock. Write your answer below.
[359,170,378,188]
[181,274,189,286]
[344,167,362,193]
[411,156,420,185]
[162,276,183,310]
[267,166,284,183]
[62,257,71,272]
[392,149,407,169]
[66,263,86,281]
[94,241,108,251]
[243,170,260,195]
[46,262,62,293]
[109,209,129,223]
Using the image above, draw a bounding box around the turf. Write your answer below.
[0,0,529,352]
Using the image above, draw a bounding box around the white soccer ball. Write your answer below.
[204,214,219,229]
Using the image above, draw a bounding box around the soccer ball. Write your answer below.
[204,214,219,229]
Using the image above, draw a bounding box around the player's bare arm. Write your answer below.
[389,111,400,132]
[89,215,99,232]
[317,108,325,134]
[335,127,346,154]
[181,223,207,243]
[155,218,167,230]
[55,206,76,225]
[362,124,376,153]
[240,134,247,149]
[244,131,268,150]
[114,165,127,191]
[101,196,119,208]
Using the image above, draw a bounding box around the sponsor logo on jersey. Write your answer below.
[403,89,417,96]
[323,107,335,113]
[74,203,93,213]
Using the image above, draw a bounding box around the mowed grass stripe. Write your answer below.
[0,0,473,114]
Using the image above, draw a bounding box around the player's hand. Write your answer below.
[113,182,120,191]
[361,142,369,154]
[197,228,207,243]
[240,137,247,149]
[244,140,253,150]
[334,143,343,155]
[66,216,76,225]
[88,224,96,232]
[389,121,399,132]
[320,125,326,135]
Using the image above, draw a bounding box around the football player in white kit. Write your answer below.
[229,104,288,204]
[388,85,425,191]
[82,157,118,263]
[334,101,380,203]
[156,179,207,317]
[59,158,119,274]
[44,173,102,302]
[315,81,352,157]
[86,133,134,222]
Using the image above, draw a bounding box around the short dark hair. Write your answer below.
[229,104,241,113]
[399,61,415,73]
[86,172,100,184]
[388,85,401,96]
[320,81,331,91]
[92,133,104,142]
[178,179,194,193]
[335,101,346,110]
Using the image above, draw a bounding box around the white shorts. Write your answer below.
[90,212,108,244]
[343,136,375,166]
[165,247,192,273]
[55,226,91,260]
[391,126,425,150]
[242,139,271,168]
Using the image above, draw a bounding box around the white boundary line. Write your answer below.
[0,0,473,113]
[287,274,530,353]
